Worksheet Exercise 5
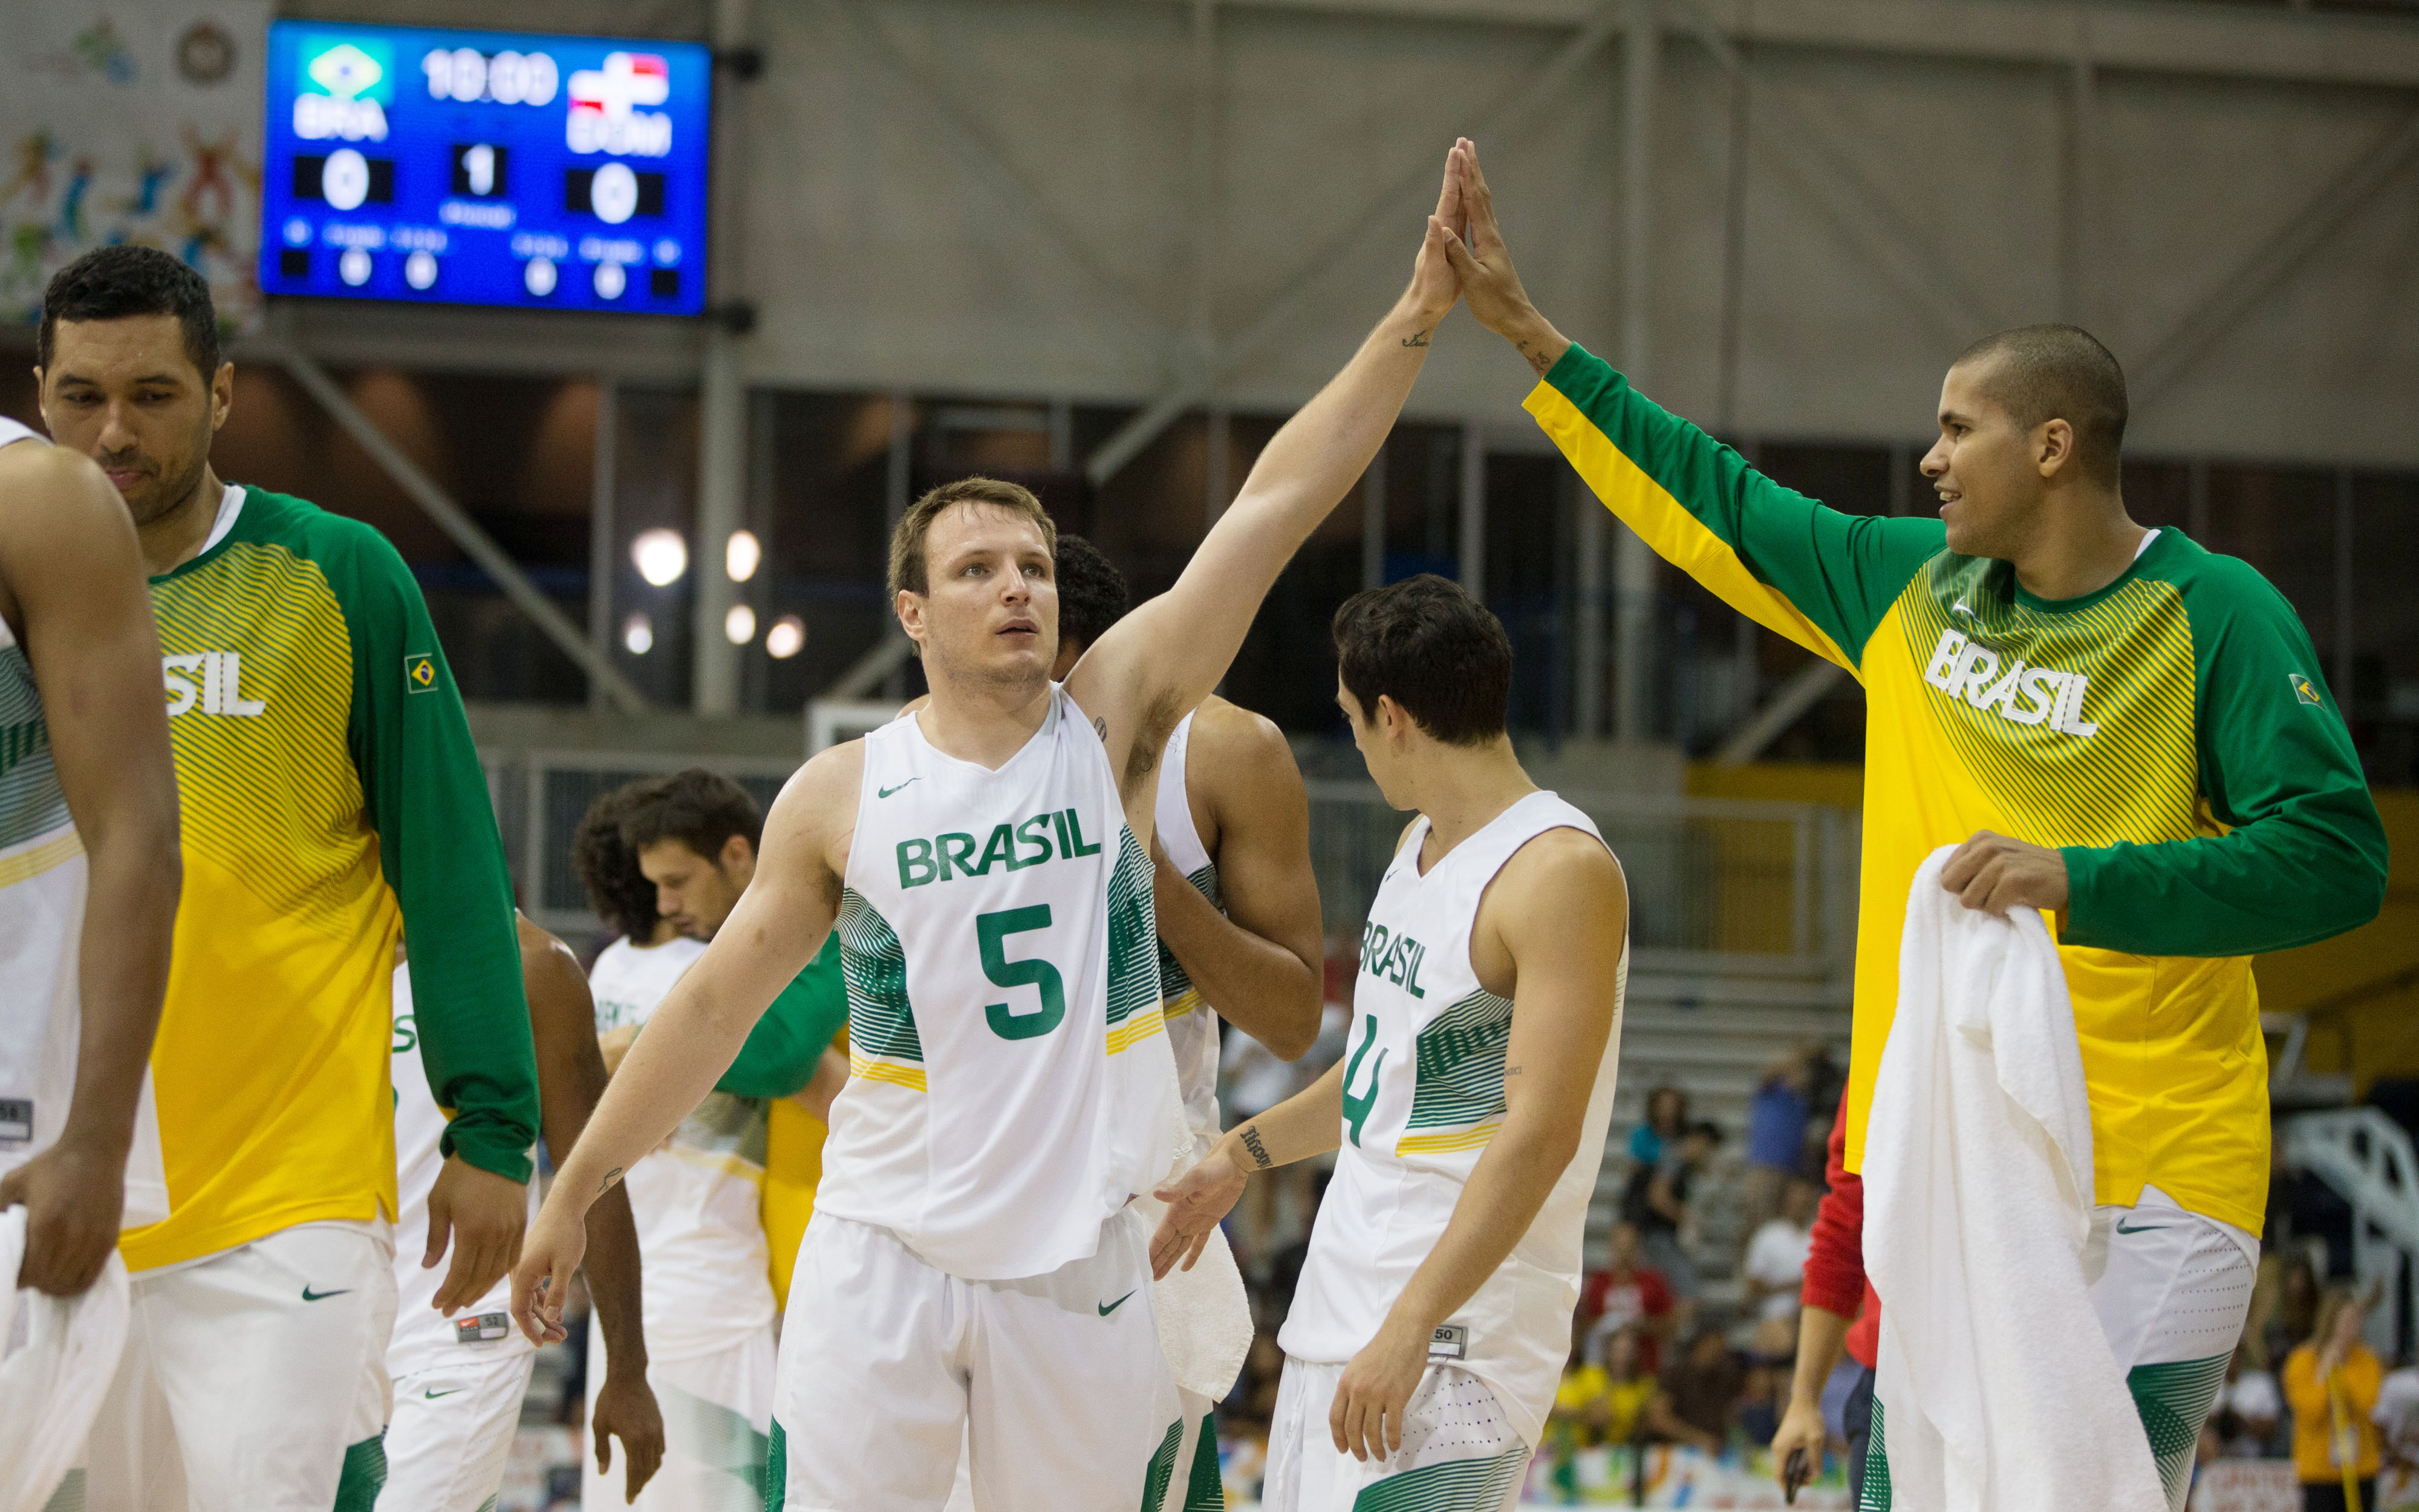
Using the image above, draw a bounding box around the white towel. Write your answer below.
[1864,848,2165,1512]
[0,1204,131,1512]
[1133,1098,1254,1402]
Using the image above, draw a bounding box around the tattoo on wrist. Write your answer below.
[599,1166,622,1193]
[1240,1126,1273,1169]
[1401,328,1431,349]
[1516,340,1553,377]
[1506,1065,1522,1076]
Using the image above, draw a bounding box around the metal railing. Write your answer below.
[1306,780,1859,977]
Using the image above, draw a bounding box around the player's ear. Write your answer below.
[2036,418,2074,478]
[896,588,926,647]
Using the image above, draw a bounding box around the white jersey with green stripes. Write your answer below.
[1151,710,1225,1153]
[0,417,167,1223]
[818,684,1180,1281]
[1279,790,1625,1450]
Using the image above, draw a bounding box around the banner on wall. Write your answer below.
[0,2,272,331]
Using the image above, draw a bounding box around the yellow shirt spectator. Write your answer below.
[2285,1340,2382,1484]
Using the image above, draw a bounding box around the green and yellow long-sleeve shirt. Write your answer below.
[126,485,538,1271]
[1529,346,2387,1233]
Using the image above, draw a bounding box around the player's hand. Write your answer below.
[1437,140,1572,380]
[1149,1137,1251,1279]
[510,1195,591,1346]
[426,1155,528,1313]
[1331,1317,1428,1461]
[591,1364,666,1504]
[598,1024,640,1076]
[1939,830,2069,915]
[1402,143,1467,325]
[0,1136,126,1296]
[1769,1393,1829,1494]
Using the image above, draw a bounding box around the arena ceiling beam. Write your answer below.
[270,344,654,715]
[1217,0,2419,90]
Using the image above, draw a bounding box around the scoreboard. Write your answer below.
[259,22,712,316]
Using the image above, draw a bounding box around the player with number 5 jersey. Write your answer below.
[514,146,1477,1511]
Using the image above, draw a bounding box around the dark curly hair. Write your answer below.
[1053,533,1129,657]
[571,784,659,941]
[41,244,220,380]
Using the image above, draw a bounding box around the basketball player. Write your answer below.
[575,772,850,1509]
[1153,574,1630,1510]
[383,916,663,1512]
[513,156,1468,1511]
[37,245,540,1508]
[1441,139,2388,1508]
[0,412,181,1510]
[914,535,1325,1511]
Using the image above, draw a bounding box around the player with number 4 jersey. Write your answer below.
[515,147,1475,1512]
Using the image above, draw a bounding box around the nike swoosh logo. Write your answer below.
[877,779,920,799]
[423,1387,465,1400]
[301,1286,353,1302]
[1098,1291,1136,1317]
[2114,1220,2169,1235]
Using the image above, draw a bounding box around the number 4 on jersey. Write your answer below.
[979,906,1066,1040]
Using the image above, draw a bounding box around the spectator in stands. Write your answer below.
[1737,1315,1799,1449]
[1584,1221,1679,1371]
[1648,1326,1747,1455]
[1629,1084,1690,1167]
[1740,1047,1814,1242]
[2265,1254,2325,1370]
[2377,1352,2419,1475]
[1622,1121,1722,1305]
[2218,1343,2285,1458]
[1743,1176,1820,1322]
[1551,1323,1658,1452]
[1771,1092,1881,1505]
[2285,1286,2383,1512]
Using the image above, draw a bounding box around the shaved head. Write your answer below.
[1951,324,2128,485]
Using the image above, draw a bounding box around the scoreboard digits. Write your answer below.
[259,22,711,315]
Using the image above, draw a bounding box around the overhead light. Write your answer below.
[724,603,757,644]
[726,530,761,582]
[766,614,805,659]
[631,528,687,586]
[621,612,653,655]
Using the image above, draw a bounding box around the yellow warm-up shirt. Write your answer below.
[1528,348,2386,1235]
[125,486,536,1271]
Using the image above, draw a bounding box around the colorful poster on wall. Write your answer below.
[0,2,272,331]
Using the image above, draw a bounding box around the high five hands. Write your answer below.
[1433,138,1574,379]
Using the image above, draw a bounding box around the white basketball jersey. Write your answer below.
[388,964,538,1377]
[818,685,1180,1280]
[1279,790,1626,1450]
[0,417,167,1225]
[1153,710,1226,1153]
[588,934,776,1360]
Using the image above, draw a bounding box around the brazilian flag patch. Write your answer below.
[404,652,438,694]
[2290,672,2322,706]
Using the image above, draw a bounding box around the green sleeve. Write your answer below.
[714,934,847,1098]
[2062,557,2388,955]
[1528,345,1945,670]
[332,520,540,1181]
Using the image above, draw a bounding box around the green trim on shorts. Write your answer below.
[1857,1352,2229,1512]
[1141,1417,1185,1512]
[765,1420,789,1511]
[1352,1441,1528,1511]
[331,1435,386,1512]
[1183,1412,1224,1512]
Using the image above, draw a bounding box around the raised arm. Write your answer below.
[0,442,180,1297]
[1439,138,1939,674]
[1066,155,1462,785]
[516,918,664,1501]
[1154,700,1324,1059]
[511,742,859,1343]
[1330,828,1629,1461]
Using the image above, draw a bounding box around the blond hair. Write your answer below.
[886,477,1056,599]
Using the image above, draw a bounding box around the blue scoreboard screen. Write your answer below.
[259,21,712,315]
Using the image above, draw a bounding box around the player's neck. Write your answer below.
[1408,738,1538,865]
[138,463,226,577]
[915,672,1055,770]
[2007,488,2146,603]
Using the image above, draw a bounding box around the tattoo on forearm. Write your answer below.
[1506,1065,1522,1077]
[1241,1126,1273,1169]
[1516,341,1552,377]
[1401,328,1432,349]
[599,1166,623,1194]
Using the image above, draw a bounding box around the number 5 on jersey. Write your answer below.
[979,906,1066,1040]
